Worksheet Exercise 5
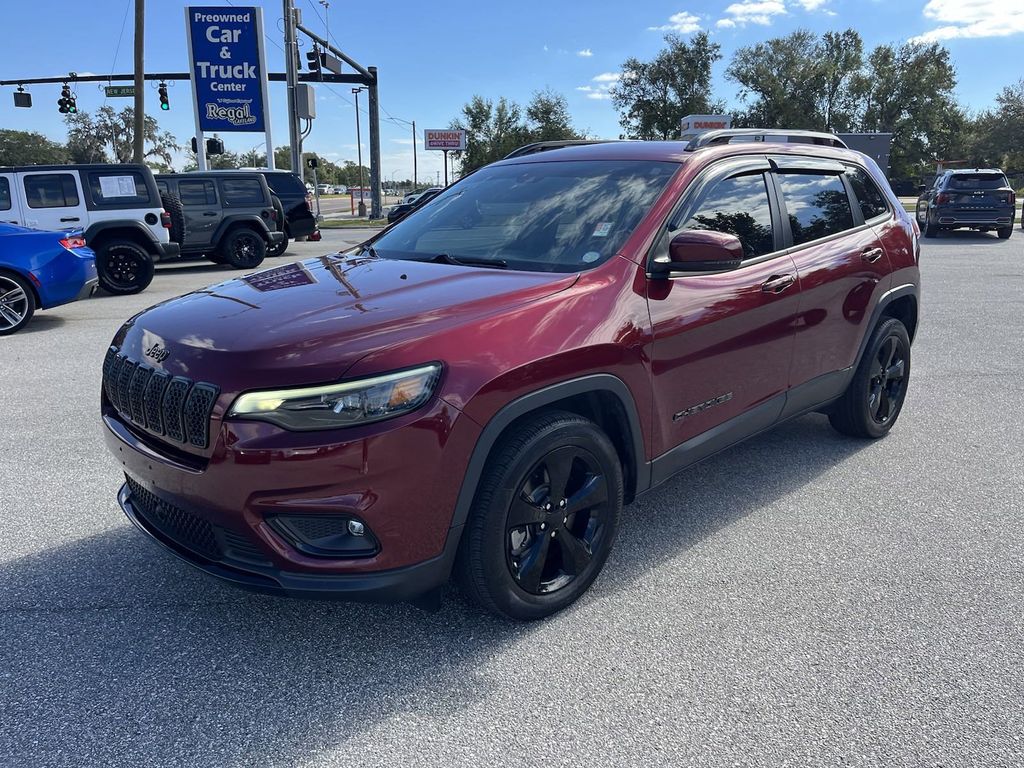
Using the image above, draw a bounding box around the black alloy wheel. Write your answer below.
[96,240,155,295]
[829,317,912,439]
[222,228,266,269]
[456,410,623,620]
[867,335,908,426]
[506,445,611,595]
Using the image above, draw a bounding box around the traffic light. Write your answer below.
[57,83,76,114]
[206,137,225,156]
[306,46,322,78]
[158,82,169,111]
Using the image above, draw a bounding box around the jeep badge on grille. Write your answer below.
[145,343,170,363]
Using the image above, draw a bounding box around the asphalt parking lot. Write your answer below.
[1,229,1022,767]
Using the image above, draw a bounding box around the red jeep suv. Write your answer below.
[101,130,920,620]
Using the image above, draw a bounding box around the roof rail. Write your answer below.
[685,129,848,151]
[503,139,617,160]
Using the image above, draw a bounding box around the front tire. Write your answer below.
[96,240,155,295]
[455,411,623,620]
[0,272,36,335]
[829,317,911,439]
[220,228,266,269]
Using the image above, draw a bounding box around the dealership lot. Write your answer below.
[1,231,1022,766]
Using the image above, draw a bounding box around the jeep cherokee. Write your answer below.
[101,131,921,620]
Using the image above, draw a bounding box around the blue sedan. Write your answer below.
[0,223,97,335]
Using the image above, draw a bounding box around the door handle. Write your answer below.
[761,274,796,294]
[203,212,218,217]
[862,247,884,264]
[60,216,80,222]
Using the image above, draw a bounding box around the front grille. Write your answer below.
[103,346,219,449]
[126,476,221,560]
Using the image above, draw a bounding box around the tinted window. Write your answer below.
[847,167,889,220]
[0,178,10,211]
[947,173,1009,190]
[178,180,218,207]
[371,160,678,273]
[86,170,151,206]
[24,174,79,209]
[264,173,306,196]
[156,180,169,195]
[220,178,265,205]
[777,173,855,246]
[679,173,774,258]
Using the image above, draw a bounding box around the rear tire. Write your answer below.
[455,410,623,620]
[997,226,1012,240]
[96,239,155,295]
[220,228,266,269]
[266,199,289,258]
[922,213,938,238]
[0,271,36,335]
[829,318,911,439]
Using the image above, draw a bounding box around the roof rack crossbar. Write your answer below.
[503,139,618,160]
[684,129,848,151]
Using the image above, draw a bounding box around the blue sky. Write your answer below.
[0,0,1020,179]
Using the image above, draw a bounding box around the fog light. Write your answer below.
[268,514,378,558]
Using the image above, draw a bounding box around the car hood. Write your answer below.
[113,254,578,391]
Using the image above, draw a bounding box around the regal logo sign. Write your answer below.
[186,6,268,132]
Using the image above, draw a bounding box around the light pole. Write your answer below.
[249,143,262,167]
[352,86,367,217]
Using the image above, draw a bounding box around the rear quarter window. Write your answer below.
[86,170,151,206]
[846,167,889,220]
[264,173,306,196]
[0,178,11,211]
[219,177,266,206]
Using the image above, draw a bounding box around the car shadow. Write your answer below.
[1,413,870,766]
[19,314,66,334]
[927,229,1011,242]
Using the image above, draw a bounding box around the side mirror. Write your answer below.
[651,230,744,276]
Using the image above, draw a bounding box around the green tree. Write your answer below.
[611,31,724,140]
[856,41,963,178]
[964,79,1024,172]
[0,129,70,165]
[525,88,584,142]
[450,95,530,173]
[65,107,179,166]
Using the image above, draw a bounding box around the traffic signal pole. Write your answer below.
[283,0,301,175]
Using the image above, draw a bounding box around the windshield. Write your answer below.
[371,159,679,272]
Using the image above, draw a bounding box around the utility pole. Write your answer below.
[283,0,301,174]
[367,67,382,219]
[133,0,145,164]
[412,119,417,191]
[352,86,366,217]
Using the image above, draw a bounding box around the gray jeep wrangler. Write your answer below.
[155,171,285,269]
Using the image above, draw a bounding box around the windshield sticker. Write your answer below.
[581,251,601,263]
[592,222,613,237]
[98,175,138,198]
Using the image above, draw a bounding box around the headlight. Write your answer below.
[227,363,442,431]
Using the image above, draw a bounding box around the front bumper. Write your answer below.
[118,480,461,602]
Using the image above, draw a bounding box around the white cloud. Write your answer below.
[390,138,414,145]
[648,11,702,33]
[794,0,827,9]
[911,0,1024,42]
[586,92,613,100]
[577,48,593,57]
[576,72,620,101]
[592,72,621,83]
[715,0,786,27]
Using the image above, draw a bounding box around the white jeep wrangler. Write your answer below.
[0,164,182,294]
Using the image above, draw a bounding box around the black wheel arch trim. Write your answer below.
[213,215,273,245]
[860,283,919,354]
[84,220,162,254]
[447,375,649,537]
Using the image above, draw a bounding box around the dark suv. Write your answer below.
[244,169,318,256]
[102,131,920,620]
[155,172,285,269]
[915,169,1015,239]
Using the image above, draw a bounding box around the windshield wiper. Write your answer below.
[426,253,507,270]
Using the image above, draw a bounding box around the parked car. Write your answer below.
[0,164,179,295]
[100,131,920,620]
[316,183,331,195]
[331,185,348,195]
[251,170,317,256]
[915,168,1015,239]
[386,187,443,224]
[155,172,285,269]
[0,223,96,335]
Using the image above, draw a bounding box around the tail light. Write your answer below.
[308,229,322,242]
[1003,191,1015,206]
[60,235,87,250]
[935,192,951,205]
[261,209,277,221]
[160,210,172,228]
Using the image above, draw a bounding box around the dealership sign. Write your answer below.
[679,114,732,139]
[424,129,467,151]
[185,6,269,133]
